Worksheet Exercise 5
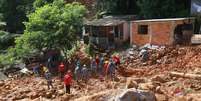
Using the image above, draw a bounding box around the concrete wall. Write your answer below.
[131,19,194,46]
[123,22,129,41]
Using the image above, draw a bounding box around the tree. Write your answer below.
[137,0,189,19]
[15,0,86,59]
[0,0,35,33]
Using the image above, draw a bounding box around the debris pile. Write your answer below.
[1,45,201,100]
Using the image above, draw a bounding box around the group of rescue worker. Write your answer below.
[32,53,121,94]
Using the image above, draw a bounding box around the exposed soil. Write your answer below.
[1,45,201,101]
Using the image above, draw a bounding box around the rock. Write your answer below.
[194,68,201,74]
[155,86,163,94]
[132,78,146,84]
[45,92,52,98]
[61,94,72,101]
[114,77,120,82]
[5,85,10,90]
[20,88,31,94]
[0,81,5,86]
[57,85,63,89]
[52,95,56,99]
[155,94,168,101]
[138,82,155,91]
[172,96,187,101]
[29,92,39,99]
[115,89,157,101]
[151,75,167,83]
[58,90,65,96]
[126,79,138,89]
[38,81,45,85]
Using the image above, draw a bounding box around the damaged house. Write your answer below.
[131,18,195,46]
[83,17,195,50]
[83,15,135,50]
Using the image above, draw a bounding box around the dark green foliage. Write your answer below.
[0,31,20,50]
[0,0,35,33]
[137,0,189,19]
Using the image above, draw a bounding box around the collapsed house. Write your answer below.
[83,15,135,50]
[131,18,195,46]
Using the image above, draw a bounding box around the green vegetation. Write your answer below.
[0,0,196,68]
[0,0,86,68]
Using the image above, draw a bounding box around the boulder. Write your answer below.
[126,79,138,89]
[115,89,157,101]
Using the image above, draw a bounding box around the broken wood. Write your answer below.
[169,72,201,80]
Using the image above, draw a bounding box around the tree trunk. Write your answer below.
[169,72,201,80]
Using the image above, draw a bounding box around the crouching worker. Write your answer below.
[33,63,40,77]
[139,48,149,62]
[44,71,53,89]
[64,71,72,94]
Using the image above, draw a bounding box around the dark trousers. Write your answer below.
[65,85,70,94]
[47,80,53,89]
[59,71,64,79]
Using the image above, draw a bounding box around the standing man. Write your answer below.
[58,62,65,79]
[81,64,89,83]
[99,55,104,75]
[91,57,97,76]
[64,71,72,94]
[74,59,82,82]
[107,59,116,79]
[44,71,53,89]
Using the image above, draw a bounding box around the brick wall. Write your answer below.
[131,19,194,46]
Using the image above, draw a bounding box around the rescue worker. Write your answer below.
[112,55,120,66]
[74,59,82,82]
[81,64,90,83]
[58,62,65,79]
[64,71,72,94]
[103,60,109,76]
[106,58,116,79]
[44,71,53,89]
[90,57,97,76]
[99,55,104,75]
[33,63,40,77]
[42,64,49,75]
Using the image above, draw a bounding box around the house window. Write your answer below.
[138,25,148,35]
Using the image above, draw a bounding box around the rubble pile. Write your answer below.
[1,45,201,100]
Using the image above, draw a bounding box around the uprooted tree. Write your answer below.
[14,0,86,61]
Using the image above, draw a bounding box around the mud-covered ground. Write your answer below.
[1,45,201,101]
